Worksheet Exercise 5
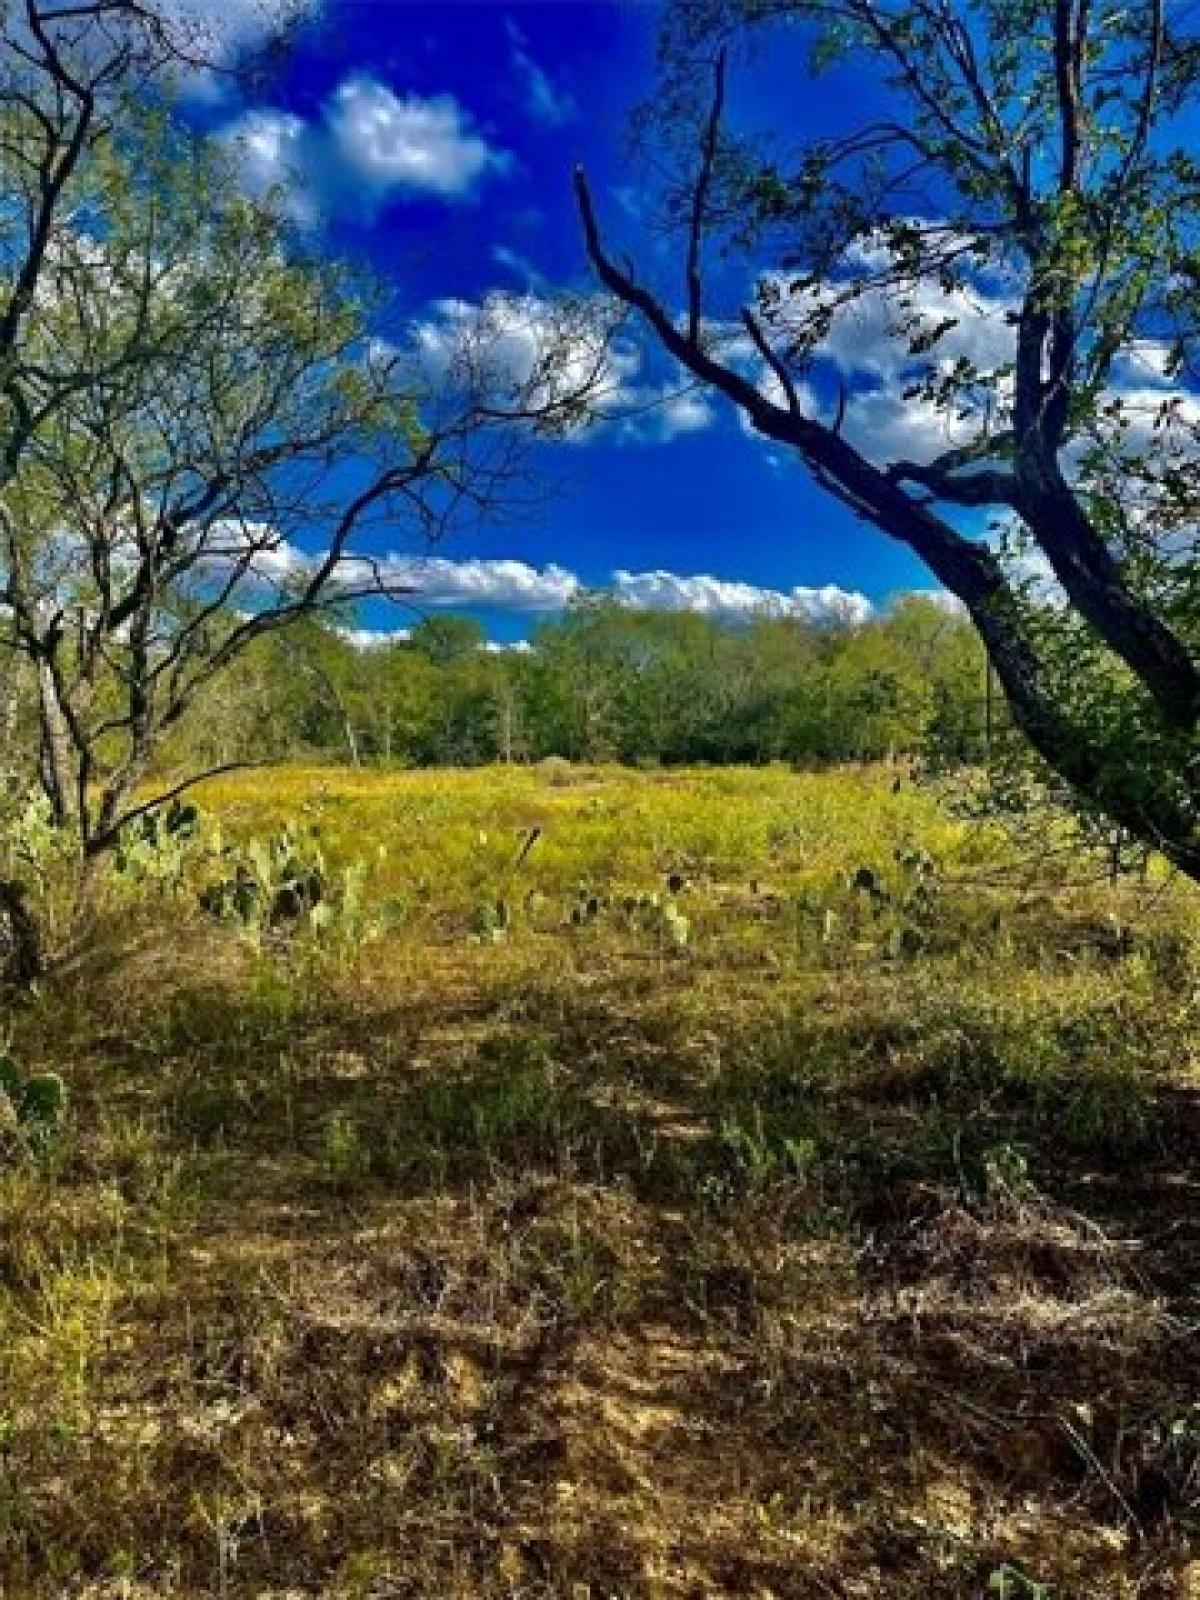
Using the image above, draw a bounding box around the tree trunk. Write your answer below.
[36,659,79,829]
[0,878,43,987]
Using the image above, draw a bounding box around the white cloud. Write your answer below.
[270,552,576,612]
[9,0,320,105]
[378,555,579,611]
[407,292,718,447]
[409,292,627,418]
[326,78,509,197]
[339,627,533,654]
[733,360,819,443]
[491,244,545,289]
[751,229,1199,482]
[338,625,411,650]
[506,20,576,126]
[786,270,1014,388]
[226,538,873,632]
[206,535,582,617]
[1099,384,1200,452]
[1111,340,1180,391]
[837,384,981,466]
[200,520,300,579]
[219,109,314,220]
[622,386,717,444]
[612,569,873,625]
[218,75,508,221]
[756,248,1017,468]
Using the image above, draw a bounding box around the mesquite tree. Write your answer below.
[0,2,248,967]
[0,3,604,872]
[577,0,1200,877]
[1,117,441,857]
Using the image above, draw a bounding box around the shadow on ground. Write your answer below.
[4,934,1200,1598]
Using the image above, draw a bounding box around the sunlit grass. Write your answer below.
[197,760,972,891]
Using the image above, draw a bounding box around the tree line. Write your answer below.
[128,593,993,773]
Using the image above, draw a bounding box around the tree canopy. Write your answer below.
[156,595,988,775]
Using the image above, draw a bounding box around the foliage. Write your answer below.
[166,594,989,775]
[112,801,203,887]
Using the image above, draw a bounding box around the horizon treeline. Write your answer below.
[0,592,994,788]
[151,592,995,773]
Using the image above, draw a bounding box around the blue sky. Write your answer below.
[187,0,947,641]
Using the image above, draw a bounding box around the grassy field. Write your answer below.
[2,763,1200,1598]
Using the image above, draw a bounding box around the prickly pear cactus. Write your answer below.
[0,1051,67,1156]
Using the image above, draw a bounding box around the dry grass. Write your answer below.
[1,763,1199,1598]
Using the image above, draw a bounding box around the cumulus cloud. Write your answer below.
[257,548,580,613]
[15,0,321,104]
[621,386,717,444]
[326,78,509,197]
[836,385,976,466]
[338,625,411,650]
[1099,384,1200,453]
[1110,340,1181,391]
[232,539,873,637]
[407,292,717,447]
[378,555,580,611]
[152,0,322,100]
[786,269,1014,389]
[753,246,1018,468]
[218,74,508,220]
[339,627,534,654]
[409,292,628,418]
[750,229,1199,485]
[612,569,873,625]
